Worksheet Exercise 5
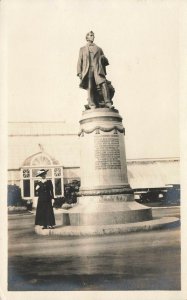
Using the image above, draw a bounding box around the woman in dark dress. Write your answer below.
[35,169,56,229]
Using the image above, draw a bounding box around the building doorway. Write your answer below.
[21,152,64,207]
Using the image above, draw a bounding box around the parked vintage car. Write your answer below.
[134,184,180,205]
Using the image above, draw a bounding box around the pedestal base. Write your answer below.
[62,195,152,226]
[35,217,180,236]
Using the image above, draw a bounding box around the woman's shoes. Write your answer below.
[42,225,55,229]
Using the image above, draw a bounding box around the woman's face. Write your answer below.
[41,174,46,179]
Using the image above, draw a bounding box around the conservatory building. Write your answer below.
[8,122,180,207]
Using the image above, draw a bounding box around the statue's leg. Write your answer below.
[101,82,112,108]
[88,67,96,108]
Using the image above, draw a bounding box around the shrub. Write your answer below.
[7,184,23,207]
[64,180,80,204]
[53,197,65,208]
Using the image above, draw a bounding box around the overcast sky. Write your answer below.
[5,0,179,159]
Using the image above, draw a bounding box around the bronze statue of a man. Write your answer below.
[77,31,114,109]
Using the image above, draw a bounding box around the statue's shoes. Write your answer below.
[105,103,113,108]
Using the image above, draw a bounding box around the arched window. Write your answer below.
[31,155,52,166]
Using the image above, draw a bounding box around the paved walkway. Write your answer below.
[8,209,181,291]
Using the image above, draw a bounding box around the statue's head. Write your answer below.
[86,31,95,42]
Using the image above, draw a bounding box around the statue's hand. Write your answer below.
[78,73,82,80]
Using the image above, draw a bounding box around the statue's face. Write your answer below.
[87,32,94,42]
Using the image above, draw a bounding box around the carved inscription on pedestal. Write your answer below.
[94,135,121,169]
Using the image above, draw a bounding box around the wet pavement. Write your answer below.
[8,206,180,291]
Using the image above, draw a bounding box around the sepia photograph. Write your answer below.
[0,0,187,299]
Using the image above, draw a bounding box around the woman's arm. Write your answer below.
[49,180,54,199]
[35,184,40,191]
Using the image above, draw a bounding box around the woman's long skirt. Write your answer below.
[35,199,55,227]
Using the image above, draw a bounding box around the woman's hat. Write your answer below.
[36,169,49,177]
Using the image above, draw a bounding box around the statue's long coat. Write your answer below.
[77,43,109,89]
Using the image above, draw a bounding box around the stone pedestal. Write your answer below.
[65,108,152,226]
[79,108,130,196]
